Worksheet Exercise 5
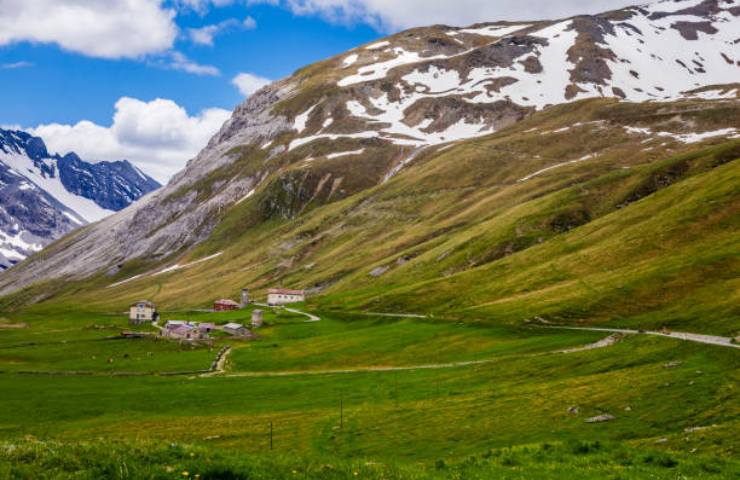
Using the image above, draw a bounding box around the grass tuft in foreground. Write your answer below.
[2,438,737,479]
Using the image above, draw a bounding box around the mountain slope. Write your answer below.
[0,129,160,270]
[0,0,738,332]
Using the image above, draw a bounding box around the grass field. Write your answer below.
[0,305,738,477]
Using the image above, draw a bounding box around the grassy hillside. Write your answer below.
[4,98,736,335]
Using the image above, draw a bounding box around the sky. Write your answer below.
[0,0,640,182]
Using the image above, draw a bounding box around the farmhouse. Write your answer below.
[223,322,249,337]
[214,299,240,311]
[129,300,157,325]
[267,288,305,306]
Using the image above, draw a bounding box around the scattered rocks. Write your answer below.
[369,266,389,277]
[663,360,682,368]
[624,406,632,412]
[585,414,616,423]
[567,406,580,414]
[655,438,668,444]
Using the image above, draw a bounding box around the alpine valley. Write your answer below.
[0,0,738,478]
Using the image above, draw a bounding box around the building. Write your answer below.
[198,322,216,333]
[161,323,209,342]
[164,320,187,329]
[241,288,250,307]
[214,299,240,311]
[251,309,264,328]
[129,300,157,324]
[267,288,306,306]
[223,322,249,337]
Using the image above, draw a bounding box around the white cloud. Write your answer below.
[164,51,221,75]
[243,16,257,29]
[0,0,177,59]
[188,16,256,46]
[30,97,231,183]
[250,0,640,31]
[189,24,225,46]
[232,72,272,96]
[1,61,32,69]
[174,0,236,15]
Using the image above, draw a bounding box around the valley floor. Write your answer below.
[0,306,738,478]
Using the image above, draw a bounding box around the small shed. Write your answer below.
[251,309,264,328]
[129,300,157,324]
[223,322,249,337]
[214,299,240,311]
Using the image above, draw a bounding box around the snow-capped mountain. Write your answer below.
[0,0,738,294]
[0,128,160,270]
[285,0,739,150]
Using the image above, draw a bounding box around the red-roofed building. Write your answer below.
[214,299,240,311]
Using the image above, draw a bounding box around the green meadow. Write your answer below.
[0,306,738,478]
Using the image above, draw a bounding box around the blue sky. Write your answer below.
[0,0,637,181]
[0,3,379,126]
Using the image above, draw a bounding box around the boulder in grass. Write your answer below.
[585,414,616,423]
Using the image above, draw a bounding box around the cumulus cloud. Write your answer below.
[0,0,177,59]
[249,0,639,30]
[188,16,257,46]
[30,97,231,183]
[232,72,272,96]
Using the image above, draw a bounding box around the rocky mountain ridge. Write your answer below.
[0,0,737,296]
[0,129,160,270]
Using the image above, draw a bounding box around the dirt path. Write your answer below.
[556,333,624,354]
[201,346,231,377]
[544,326,739,349]
[284,307,320,323]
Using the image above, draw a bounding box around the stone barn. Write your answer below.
[223,323,250,337]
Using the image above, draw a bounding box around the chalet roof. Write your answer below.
[267,288,305,295]
[224,323,244,330]
[214,299,240,306]
[171,325,192,336]
[198,322,216,330]
[131,300,156,308]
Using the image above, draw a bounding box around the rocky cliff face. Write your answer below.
[1,0,737,292]
[0,129,160,270]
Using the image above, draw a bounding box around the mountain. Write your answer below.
[0,128,160,270]
[0,0,738,329]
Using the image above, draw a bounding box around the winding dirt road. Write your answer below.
[544,326,739,349]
